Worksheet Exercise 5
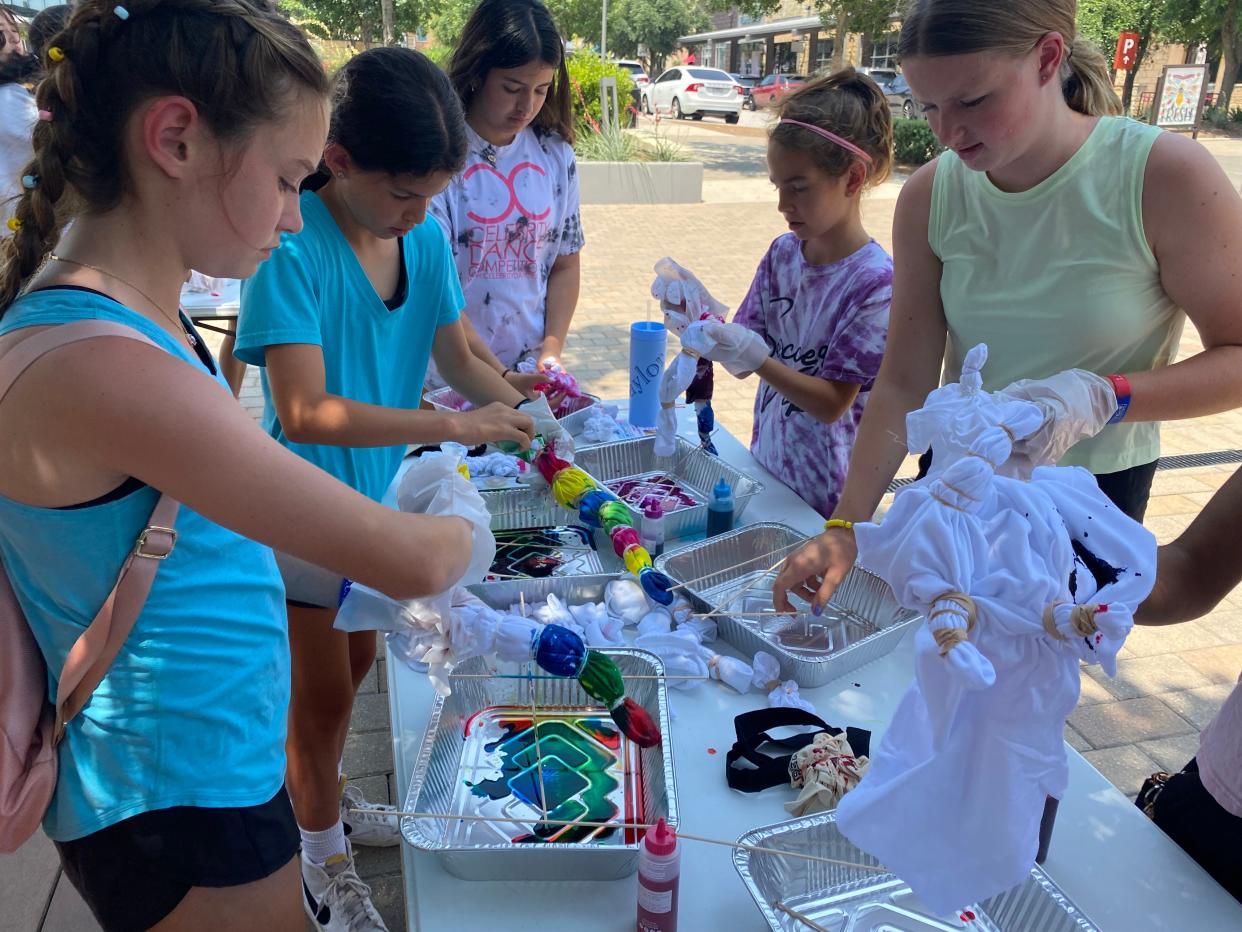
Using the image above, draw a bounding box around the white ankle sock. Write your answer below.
[301,821,347,867]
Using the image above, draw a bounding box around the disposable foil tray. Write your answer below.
[485,526,614,580]
[734,812,1099,931]
[402,629,677,881]
[424,384,602,437]
[483,435,761,539]
[655,524,918,688]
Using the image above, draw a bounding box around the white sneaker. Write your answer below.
[301,843,389,932]
[340,781,401,848]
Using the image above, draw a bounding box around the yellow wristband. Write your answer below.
[824,519,854,532]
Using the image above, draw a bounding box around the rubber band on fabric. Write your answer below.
[779,119,873,165]
[929,592,977,657]
[1042,602,1101,641]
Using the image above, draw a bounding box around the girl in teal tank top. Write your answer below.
[0,5,473,931]
[776,0,1242,611]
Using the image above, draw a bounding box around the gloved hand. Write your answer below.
[396,451,496,588]
[681,318,769,378]
[998,369,1118,469]
[651,257,728,321]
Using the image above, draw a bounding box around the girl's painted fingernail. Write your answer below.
[812,603,823,617]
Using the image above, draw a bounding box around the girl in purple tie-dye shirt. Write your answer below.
[731,69,894,517]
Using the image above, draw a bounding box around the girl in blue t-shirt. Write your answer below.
[234,47,534,927]
[0,4,476,931]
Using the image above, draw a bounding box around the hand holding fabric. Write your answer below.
[650,257,728,320]
[998,369,1118,469]
[680,318,769,378]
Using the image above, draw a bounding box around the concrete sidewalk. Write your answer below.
[7,131,1242,931]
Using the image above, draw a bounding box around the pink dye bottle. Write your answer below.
[637,817,680,932]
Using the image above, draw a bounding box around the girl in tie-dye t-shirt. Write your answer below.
[730,69,894,517]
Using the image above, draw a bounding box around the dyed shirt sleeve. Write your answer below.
[234,234,322,366]
[818,273,892,391]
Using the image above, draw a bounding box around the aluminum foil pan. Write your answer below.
[483,435,761,540]
[402,632,677,881]
[734,811,1099,931]
[424,384,603,437]
[655,524,918,688]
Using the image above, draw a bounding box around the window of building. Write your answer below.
[870,31,900,70]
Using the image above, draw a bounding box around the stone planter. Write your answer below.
[577,160,704,205]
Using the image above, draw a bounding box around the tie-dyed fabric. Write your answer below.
[733,235,892,517]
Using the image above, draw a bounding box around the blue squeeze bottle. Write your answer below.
[705,478,734,537]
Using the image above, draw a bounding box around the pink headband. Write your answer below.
[779,118,873,166]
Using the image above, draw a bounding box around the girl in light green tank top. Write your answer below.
[774,0,1242,611]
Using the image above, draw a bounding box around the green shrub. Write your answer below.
[1230,106,1242,123]
[893,118,943,165]
[422,43,453,71]
[565,50,635,139]
[575,126,645,162]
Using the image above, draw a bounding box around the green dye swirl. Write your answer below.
[577,650,625,705]
[597,500,633,533]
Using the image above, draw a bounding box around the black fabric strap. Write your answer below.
[725,707,871,793]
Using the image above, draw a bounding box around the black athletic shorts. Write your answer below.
[54,785,299,932]
[1149,759,1242,903]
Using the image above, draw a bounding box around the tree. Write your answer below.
[280,0,422,43]
[608,0,704,76]
[1164,0,1242,109]
[1077,0,1167,112]
[426,0,606,52]
[818,1,898,70]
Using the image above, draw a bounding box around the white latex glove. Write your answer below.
[998,369,1118,469]
[651,257,728,320]
[396,452,496,588]
[680,318,769,378]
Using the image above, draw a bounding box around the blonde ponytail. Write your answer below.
[1063,35,1122,116]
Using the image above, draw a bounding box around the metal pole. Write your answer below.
[601,0,607,60]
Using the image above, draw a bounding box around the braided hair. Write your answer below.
[0,0,328,313]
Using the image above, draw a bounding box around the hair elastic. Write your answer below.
[21,175,38,190]
[37,109,53,122]
[113,5,130,19]
[47,46,64,62]
[779,118,873,166]
[6,218,21,233]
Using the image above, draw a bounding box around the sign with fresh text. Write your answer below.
[1155,64,1209,130]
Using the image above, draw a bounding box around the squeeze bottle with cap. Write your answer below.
[705,478,735,537]
[637,817,680,932]
[641,500,666,557]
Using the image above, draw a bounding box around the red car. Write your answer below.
[750,73,807,108]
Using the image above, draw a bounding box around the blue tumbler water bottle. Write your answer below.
[629,321,667,429]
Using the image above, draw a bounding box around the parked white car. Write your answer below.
[642,66,742,123]
[615,59,650,91]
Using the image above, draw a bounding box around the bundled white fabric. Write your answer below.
[655,350,700,457]
[680,318,769,379]
[606,578,651,625]
[383,588,540,695]
[637,609,674,636]
[650,257,729,319]
[839,343,1156,916]
[634,628,780,696]
[785,732,868,816]
[768,679,815,714]
[466,451,523,479]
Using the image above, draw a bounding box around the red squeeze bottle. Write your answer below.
[637,817,680,932]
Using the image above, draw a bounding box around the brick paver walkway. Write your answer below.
[8,128,1242,931]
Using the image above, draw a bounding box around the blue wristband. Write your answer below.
[1106,374,1131,424]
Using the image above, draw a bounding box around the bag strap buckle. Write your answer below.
[133,525,177,560]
